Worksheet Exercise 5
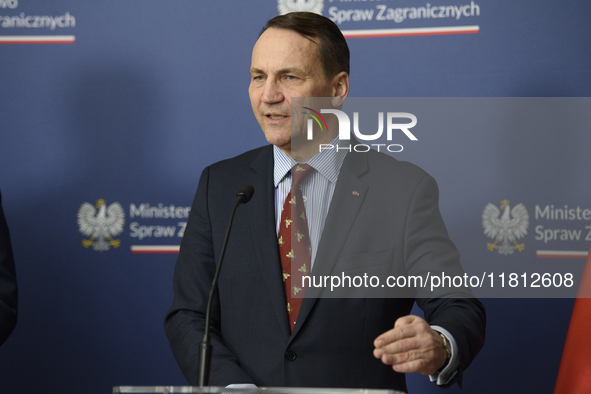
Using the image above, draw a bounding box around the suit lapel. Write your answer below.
[246,147,291,338]
[291,150,369,339]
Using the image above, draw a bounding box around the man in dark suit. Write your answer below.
[165,12,485,392]
[0,190,17,346]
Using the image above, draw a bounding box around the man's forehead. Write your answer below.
[254,27,319,52]
[251,28,320,69]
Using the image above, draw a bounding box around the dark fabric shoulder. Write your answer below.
[365,148,430,180]
[208,145,272,172]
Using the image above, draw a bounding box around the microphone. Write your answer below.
[198,185,255,387]
[236,184,254,204]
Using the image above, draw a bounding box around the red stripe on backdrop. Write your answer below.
[342,26,479,39]
[537,254,588,259]
[0,36,75,44]
[344,30,479,38]
[131,250,179,254]
[130,246,180,254]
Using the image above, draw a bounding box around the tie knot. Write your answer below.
[291,164,315,186]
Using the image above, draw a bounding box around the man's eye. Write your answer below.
[252,75,265,82]
[285,75,298,81]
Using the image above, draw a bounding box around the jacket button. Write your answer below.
[285,351,297,361]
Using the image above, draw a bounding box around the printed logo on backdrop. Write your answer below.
[278,0,482,39]
[0,0,76,44]
[77,201,190,254]
[78,199,125,252]
[533,204,591,259]
[128,203,191,254]
[278,0,324,15]
[482,200,529,256]
[481,199,591,259]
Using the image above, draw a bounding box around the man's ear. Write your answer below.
[332,95,346,107]
[331,71,349,107]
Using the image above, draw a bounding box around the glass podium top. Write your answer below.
[113,387,405,394]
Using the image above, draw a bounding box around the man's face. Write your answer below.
[249,28,337,154]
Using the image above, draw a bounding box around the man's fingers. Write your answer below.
[374,323,417,348]
[381,349,440,375]
[392,359,431,375]
[374,315,431,348]
[394,314,417,328]
[392,355,441,376]
[380,336,417,355]
[373,317,446,375]
[373,315,445,375]
[380,348,410,365]
[373,336,416,359]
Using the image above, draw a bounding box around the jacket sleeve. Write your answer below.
[0,191,18,347]
[403,175,486,388]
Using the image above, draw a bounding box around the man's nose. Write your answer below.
[261,79,284,104]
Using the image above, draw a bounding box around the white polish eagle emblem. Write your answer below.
[77,199,125,251]
[277,0,324,15]
[482,199,529,255]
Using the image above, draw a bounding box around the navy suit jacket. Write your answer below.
[164,145,485,392]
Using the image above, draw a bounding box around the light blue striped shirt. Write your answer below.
[273,137,347,268]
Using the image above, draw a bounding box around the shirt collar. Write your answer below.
[273,136,347,187]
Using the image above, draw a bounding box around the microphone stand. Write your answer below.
[198,185,254,387]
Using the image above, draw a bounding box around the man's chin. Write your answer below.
[264,134,291,151]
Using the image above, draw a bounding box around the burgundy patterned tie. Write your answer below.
[278,164,314,332]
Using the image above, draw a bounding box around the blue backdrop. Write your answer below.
[1,1,590,393]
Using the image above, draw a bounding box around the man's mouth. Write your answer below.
[266,114,288,120]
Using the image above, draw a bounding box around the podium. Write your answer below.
[113,387,405,394]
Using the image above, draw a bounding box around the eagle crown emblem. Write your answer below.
[482,199,529,255]
[77,199,125,251]
[277,0,324,15]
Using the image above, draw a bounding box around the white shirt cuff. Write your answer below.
[428,325,459,385]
